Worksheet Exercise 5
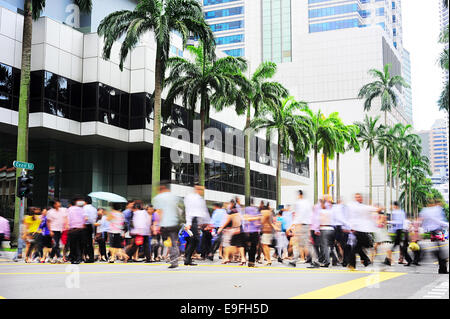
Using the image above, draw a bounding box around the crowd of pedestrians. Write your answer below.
[1,184,448,274]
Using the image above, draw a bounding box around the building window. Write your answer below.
[309,18,359,33]
[215,34,244,45]
[392,15,396,23]
[263,0,292,63]
[376,7,384,16]
[223,48,245,57]
[393,28,396,36]
[0,62,20,111]
[210,20,244,32]
[204,6,243,19]
[309,4,358,19]
[203,0,239,5]
[392,1,395,9]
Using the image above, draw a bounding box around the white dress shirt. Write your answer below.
[184,193,211,226]
[292,198,313,225]
[346,201,377,233]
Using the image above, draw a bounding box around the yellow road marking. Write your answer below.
[291,272,406,299]
[0,269,396,275]
[0,296,5,299]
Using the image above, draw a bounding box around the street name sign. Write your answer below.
[13,161,34,170]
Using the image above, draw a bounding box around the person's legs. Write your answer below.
[320,230,331,266]
[355,232,371,266]
[143,236,151,261]
[247,232,259,264]
[201,228,212,259]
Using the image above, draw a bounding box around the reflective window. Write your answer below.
[210,20,244,32]
[0,63,13,110]
[204,6,243,19]
[216,34,244,45]
[309,18,359,33]
[204,0,239,5]
[376,7,384,16]
[309,4,358,18]
[223,48,244,57]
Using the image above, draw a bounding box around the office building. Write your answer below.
[0,1,311,219]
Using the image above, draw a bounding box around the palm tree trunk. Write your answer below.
[383,111,387,213]
[13,0,32,244]
[323,154,328,196]
[336,153,341,200]
[199,45,207,188]
[199,102,206,187]
[276,134,282,208]
[151,45,163,200]
[314,146,318,204]
[389,162,393,212]
[244,104,251,206]
[396,160,400,201]
[369,155,373,205]
[409,177,412,218]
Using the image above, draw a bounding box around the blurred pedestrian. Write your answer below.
[24,207,42,263]
[83,197,97,263]
[152,183,181,269]
[67,198,87,264]
[47,200,68,263]
[243,199,262,267]
[95,208,109,262]
[184,185,210,266]
[106,202,128,263]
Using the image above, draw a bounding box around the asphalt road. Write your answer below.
[0,242,448,299]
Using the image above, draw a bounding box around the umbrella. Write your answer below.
[88,192,127,203]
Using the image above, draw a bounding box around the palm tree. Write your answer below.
[355,115,386,205]
[438,25,449,113]
[98,0,214,199]
[376,125,397,210]
[358,64,410,210]
[335,122,360,201]
[226,62,288,205]
[303,109,342,203]
[12,0,92,243]
[164,43,248,187]
[249,96,313,207]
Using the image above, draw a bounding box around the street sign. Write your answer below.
[13,161,34,170]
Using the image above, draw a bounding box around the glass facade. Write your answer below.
[203,0,239,5]
[223,48,244,57]
[376,7,384,16]
[262,0,292,63]
[216,34,244,45]
[309,18,359,33]
[0,62,20,111]
[210,20,244,32]
[204,6,243,19]
[309,4,358,19]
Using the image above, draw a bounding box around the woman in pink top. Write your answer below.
[107,202,128,263]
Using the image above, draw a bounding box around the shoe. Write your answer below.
[404,262,412,267]
[398,261,405,264]
[248,262,256,268]
[307,262,320,269]
[288,262,296,267]
[84,259,95,263]
[412,262,421,266]
[265,262,272,266]
[278,257,283,263]
[342,262,347,267]
[239,261,247,266]
[438,269,448,274]
[184,262,197,266]
[347,265,356,271]
[383,258,391,266]
[145,259,152,263]
[363,260,372,267]
[168,264,179,269]
[320,263,330,268]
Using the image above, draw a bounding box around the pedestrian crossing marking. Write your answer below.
[290,272,406,299]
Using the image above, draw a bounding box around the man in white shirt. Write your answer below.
[332,199,350,266]
[184,185,211,266]
[288,190,316,267]
[346,193,378,270]
[83,197,98,263]
[126,200,151,262]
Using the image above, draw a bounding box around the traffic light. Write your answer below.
[16,175,33,199]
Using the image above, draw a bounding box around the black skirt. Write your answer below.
[41,235,52,248]
[230,232,245,247]
[109,233,123,248]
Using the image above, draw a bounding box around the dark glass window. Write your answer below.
[44,72,58,100]
[131,93,145,117]
[82,83,98,110]
[70,81,81,108]
[58,77,69,104]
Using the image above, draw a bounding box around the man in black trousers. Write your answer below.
[82,197,97,263]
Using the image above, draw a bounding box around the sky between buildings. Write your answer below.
[402,0,448,131]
